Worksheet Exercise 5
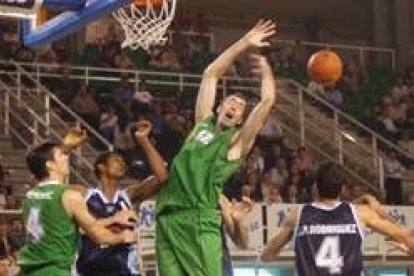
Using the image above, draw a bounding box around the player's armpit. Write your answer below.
[62,189,136,246]
[261,206,299,262]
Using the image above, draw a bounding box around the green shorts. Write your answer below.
[20,265,71,276]
[156,209,224,276]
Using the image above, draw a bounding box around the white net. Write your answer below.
[112,0,176,51]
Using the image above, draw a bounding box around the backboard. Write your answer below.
[0,0,131,47]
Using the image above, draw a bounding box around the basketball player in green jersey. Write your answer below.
[18,129,138,276]
[156,19,277,276]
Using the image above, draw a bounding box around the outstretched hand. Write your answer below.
[243,19,277,48]
[231,196,254,222]
[62,126,88,153]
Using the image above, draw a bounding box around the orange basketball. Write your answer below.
[134,0,163,7]
[307,50,343,85]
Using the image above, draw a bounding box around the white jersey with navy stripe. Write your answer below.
[76,188,140,276]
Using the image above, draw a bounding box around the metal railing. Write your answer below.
[0,63,116,187]
[0,60,411,192]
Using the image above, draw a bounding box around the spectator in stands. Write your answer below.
[7,219,25,252]
[379,104,401,141]
[283,183,300,203]
[105,22,122,45]
[35,45,58,71]
[296,147,313,173]
[307,80,325,96]
[384,150,404,204]
[70,83,100,131]
[14,47,35,63]
[387,97,408,126]
[246,147,265,196]
[1,25,18,57]
[260,173,272,203]
[114,50,135,77]
[398,132,414,167]
[164,102,186,137]
[295,147,314,201]
[390,77,409,103]
[342,57,365,93]
[99,106,118,143]
[160,47,182,71]
[323,84,343,108]
[281,40,303,70]
[266,186,283,205]
[0,222,10,259]
[132,80,153,118]
[269,158,289,188]
[241,184,253,199]
[112,76,134,115]
[5,195,16,210]
[113,118,135,154]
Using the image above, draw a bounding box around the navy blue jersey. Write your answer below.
[76,189,140,276]
[294,202,363,276]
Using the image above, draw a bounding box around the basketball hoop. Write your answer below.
[112,0,176,51]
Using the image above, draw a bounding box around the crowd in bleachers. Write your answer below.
[0,11,413,273]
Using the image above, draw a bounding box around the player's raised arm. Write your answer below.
[62,189,137,246]
[357,204,414,256]
[229,54,276,159]
[127,120,168,204]
[195,20,276,123]
[261,206,299,261]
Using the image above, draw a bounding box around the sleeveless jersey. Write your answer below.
[294,202,364,276]
[17,181,78,272]
[76,188,140,276]
[156,116,241,214]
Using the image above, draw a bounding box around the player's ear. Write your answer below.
[45,160,54,174]
[216,104,222,114]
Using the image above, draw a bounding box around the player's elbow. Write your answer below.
[203,65,220,78]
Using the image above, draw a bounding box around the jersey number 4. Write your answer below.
[27,208,44,242]
[315,236,344,274]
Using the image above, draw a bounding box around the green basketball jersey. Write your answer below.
[156,116,242,214]
[17,181,78,272]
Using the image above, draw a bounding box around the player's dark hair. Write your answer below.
[315,162,346,199]
[26,141,61,181]
[94,151,123,178]
[227,91,248,103]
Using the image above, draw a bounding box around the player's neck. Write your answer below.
[43,172,66,185]
[100,176,119,201]
[318,198,340,206]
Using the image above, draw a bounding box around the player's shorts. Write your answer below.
[20,264,71,276]
[156,208,224,276]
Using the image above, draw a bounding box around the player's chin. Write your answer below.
[218,119,235,129]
